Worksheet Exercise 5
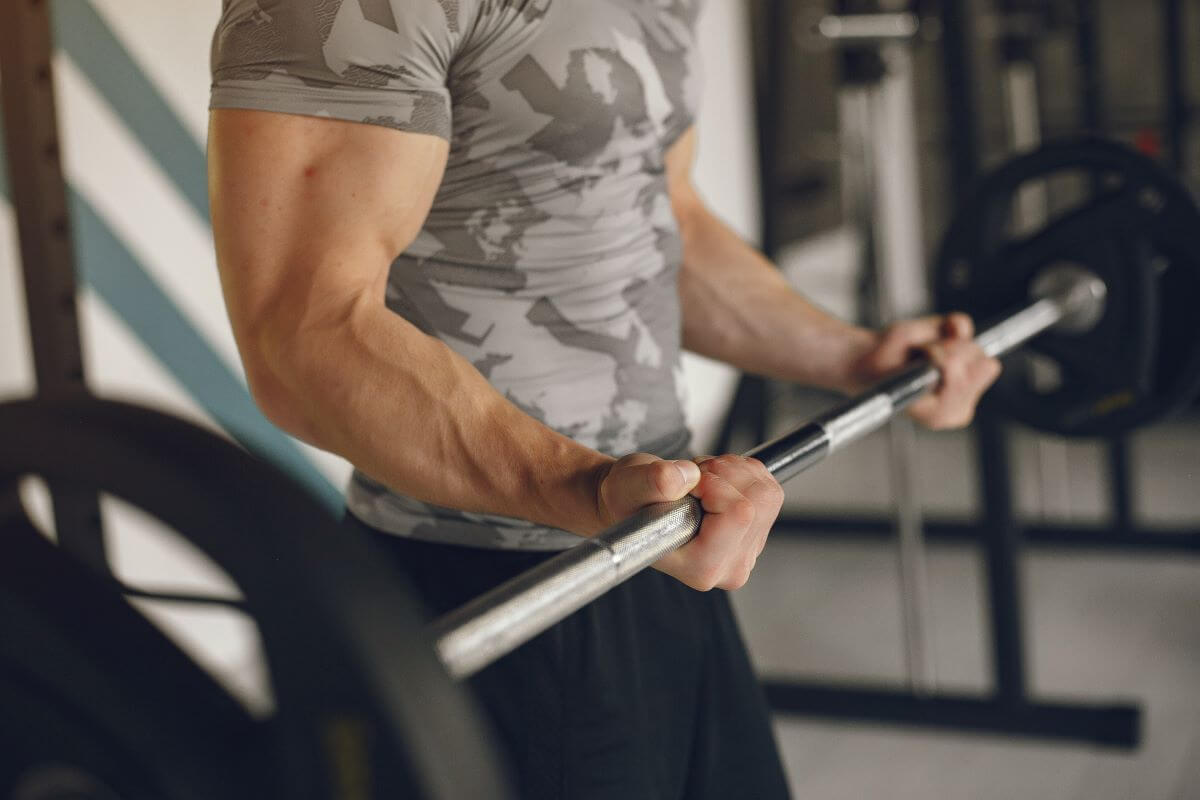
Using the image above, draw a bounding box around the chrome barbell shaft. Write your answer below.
[431,275,1101,680]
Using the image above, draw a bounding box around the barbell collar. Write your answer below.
[1030,263,1108,334]
[431,269,1099,680]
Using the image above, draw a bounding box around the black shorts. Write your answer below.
[349,515,790,800]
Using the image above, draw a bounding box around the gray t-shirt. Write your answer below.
[211,0,702,549]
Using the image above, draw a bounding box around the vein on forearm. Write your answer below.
[257,295,609,535]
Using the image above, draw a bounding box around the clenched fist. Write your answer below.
[594,452,783,591]
[849,312,1002,429]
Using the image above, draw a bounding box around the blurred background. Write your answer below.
[2,0,1199,797]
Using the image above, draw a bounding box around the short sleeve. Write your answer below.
[210,0,471,140]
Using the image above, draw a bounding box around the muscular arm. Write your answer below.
[668,129,877,393]
[669,128,1001,428]
[208,110,613,535]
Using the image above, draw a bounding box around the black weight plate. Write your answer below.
[0,515,264,800]
[0,671,145,800]
[0,397,512,800]
[934,138,1200,436]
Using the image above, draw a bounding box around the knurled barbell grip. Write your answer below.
[431,277,1091,680]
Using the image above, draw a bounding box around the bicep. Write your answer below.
[207,108,449,338]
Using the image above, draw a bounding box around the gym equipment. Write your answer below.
[935,139,1200,437]
[5,184,1177,785]
[2,0,1195,784]
[0,398,511,800]
[4,1,507,795]
[431,138,1200,744]
[0,0,107,572]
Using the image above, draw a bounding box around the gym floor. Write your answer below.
[734,391,1200,799]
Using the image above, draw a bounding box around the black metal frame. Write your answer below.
[773,514,1200,552]
[763,682,1140,746]
[1,0,258,610]
[726,0,1200,747]
[0,0,107,571]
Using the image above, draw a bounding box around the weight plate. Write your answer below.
[0,515,263,800]
[934,138,1200,436]
[0,397,512,800]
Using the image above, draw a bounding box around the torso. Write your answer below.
[353,0,704,548]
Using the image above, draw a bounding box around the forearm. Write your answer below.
[250,302,613,537]
[678,207,878,393]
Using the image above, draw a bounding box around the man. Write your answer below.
[207,0,1000,796]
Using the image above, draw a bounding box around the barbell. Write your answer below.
[2,138,1198,798]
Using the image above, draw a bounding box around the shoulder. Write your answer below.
[212,0,485,78]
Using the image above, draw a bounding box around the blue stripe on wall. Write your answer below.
[52,0,211,224]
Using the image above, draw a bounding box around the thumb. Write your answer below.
[600,457,701,521]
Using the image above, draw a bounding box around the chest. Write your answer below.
[448,0,703,164]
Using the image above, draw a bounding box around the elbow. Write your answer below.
[669,182,709,250]
[244,357,306,437]
[238,317,325,442]
[228,276,376,447]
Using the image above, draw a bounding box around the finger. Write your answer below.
[724,457,781,562]
[697,454,760,489]
[959,352,1003,408]
[903,341,965,427]
[693,471,755,519]
[682,472,758,589]
[972,353,1003,386]
[865,315,946,373]
[916,340,999,428]
[604,456,702,510]
[942,312,975,340]
[742,476,783,561]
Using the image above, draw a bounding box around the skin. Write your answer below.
[208,109,999,592]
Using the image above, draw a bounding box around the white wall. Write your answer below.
[0,0,760,708]
[686,0,761,453]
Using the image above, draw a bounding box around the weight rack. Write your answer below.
[725,0,1200,747]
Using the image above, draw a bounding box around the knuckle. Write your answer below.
[740,555,757,580]
[717,576,744,591]
[926,414,950,431]
[979,357,1003,380]
[686,544,724,589]
[617,452,651,468]
[746,478,782,509]
[692,564,721,592]
[720,565,752,591]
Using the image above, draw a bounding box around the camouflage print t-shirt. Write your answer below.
[211,0,703,550]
